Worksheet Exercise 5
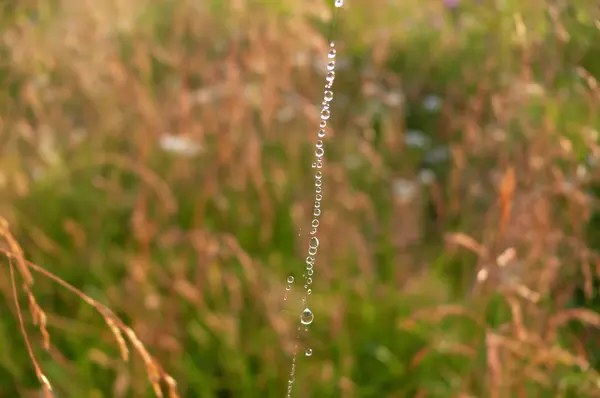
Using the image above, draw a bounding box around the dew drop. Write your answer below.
[335,0,344,7]
[286,285,291,291]
[300,308,314,325]
[287,276,295,284]
[309,236,319,248]
[286,20,342,393]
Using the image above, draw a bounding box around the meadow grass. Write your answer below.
[2,0,600,396]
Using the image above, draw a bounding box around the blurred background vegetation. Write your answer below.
[2,0,600,396]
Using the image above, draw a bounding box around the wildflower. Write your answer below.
[423,95,443,112]
[159,134,203,157]
[405,130,431,149]
[443,0,460,9]
[418,169,436,185]
[424,147,450,164]
[392,178,419,203]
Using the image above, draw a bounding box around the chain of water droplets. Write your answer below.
[285,1,344,397]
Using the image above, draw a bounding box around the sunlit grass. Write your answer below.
[1,0,600,396]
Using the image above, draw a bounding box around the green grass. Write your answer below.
[2,0,600,397]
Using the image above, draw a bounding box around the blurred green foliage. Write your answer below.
[1,0,600,397]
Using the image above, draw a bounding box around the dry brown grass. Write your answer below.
[1,0,600,396]
[1,218,178,397]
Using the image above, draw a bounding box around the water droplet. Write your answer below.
[308,289,312,295]
[309,236,319,247]
[321,109,331,120]
[326,72,335,83]
[335,0,344,7]
[324,91,334,101]
[287,276,295,284]
[328,49,337,59]
[307,277,313,284]
[301,308,314,325]
[286,285,291,291]
[327,61,335,71]
[318,129,326,138]
[305,348,313,356]
[308,269,314,276]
